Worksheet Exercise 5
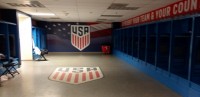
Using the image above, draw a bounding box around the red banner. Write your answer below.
[122,0,200,27]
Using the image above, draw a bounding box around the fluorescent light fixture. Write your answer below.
[30,13,55,16]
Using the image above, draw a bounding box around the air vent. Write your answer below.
[7,1,45,8]
[49,17,60,19]
[42,17,60,20]
[101,15,123,17]
[97,19,107,21]
[96,19,107,22]
[96,19,113,22]
[108,3,139,10]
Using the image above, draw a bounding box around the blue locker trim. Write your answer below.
[131,27,134,58]
[190,16,200,85]
[38,29,41,48]
[32,28,37,47]
[145,26,148,64]
[168,21,173,73]
[137,27,140,61]
[154,23,158,69]
[126,29,129,55]
[188,17,195,82]
[123,29,125,53]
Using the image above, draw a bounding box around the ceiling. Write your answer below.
[0,0,180,22]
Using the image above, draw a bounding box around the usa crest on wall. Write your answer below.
[71,25,90,51]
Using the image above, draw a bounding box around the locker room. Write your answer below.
[0,0,200,97]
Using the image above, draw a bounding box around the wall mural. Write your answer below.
[71,25,90,51]
[41,22,112,52]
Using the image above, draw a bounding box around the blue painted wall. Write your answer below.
[37,22,112,52]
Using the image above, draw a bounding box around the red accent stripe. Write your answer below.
[78,37,81,48]
[95,71,100,78]
[81,37,83,48]
[90,29,112,38]
[76,36,79,48]
[89,72,93,80]
[53,72,59,79]
[67,73,72,82]
[81,37,83,49]
[86,22,99,25]
[76,36,78,47]
[74,73,79,83]
[59,72,66,80]
[83,36,85,47]
[76,36,77,47]
[71,35,74,44]
[74,35,76,45]
[79,37,81,49]
[82,73,86,81]
[84,35,86,46]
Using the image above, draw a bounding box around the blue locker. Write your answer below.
[170,18,192,79]
[132,27,139,58]
[139,25,147,61]
[146,23,156,65]
[157,21,171,71]
[191,17,200,85]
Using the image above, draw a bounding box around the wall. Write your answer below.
[17,13,33,60]
[37,22,112,52]
[0,9,17,23]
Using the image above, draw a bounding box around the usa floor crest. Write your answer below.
[49,67,103,84]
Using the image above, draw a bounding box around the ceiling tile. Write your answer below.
[0,0,181,22]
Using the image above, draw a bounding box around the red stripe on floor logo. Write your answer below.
[49,67,103,84]
[89,72,93,80]
[74,73,79,83]
[59,72,66,80]
[67,73,72,82]
[95,71,100,78]
[53,72,59,79]
[82,73,86,81]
